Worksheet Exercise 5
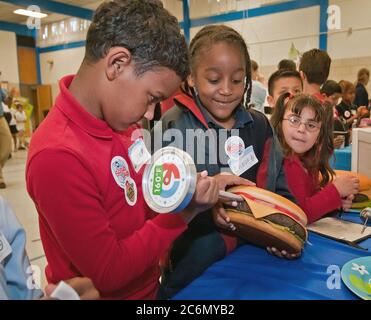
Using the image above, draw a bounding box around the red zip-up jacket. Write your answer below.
[26,75,187,299]
[284,155,342,223]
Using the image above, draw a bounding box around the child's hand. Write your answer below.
[333,135,345,149]
[341,194,354,212]
[266,247,301,259]
[214,172,255,190]
[180,171,219,223]
[212,202,236,231]
[44,277,100,300]
[333,174,359,198]
[357,106,368,115]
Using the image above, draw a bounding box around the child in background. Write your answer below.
[267,69,303,108]
[155,25,296,299]
[299,48,331,103]
[336,80,358,130]
[250,60,267,113]
[277,59,297,71]
[299,49,336,160]
[321,80,343,109]
[14,102,27,150]
[2,97,18,151]
[320,80,346,148]
[270,93,359,224]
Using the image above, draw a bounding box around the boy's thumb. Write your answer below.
[197,170,208,179]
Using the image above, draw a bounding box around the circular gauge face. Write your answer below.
[143,147,196,213]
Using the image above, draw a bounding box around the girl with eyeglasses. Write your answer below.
[270,93,359,223]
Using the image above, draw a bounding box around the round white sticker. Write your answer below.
[224,136,245,160]
[111,156,130,189]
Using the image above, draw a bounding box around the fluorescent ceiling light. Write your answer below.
[14,9,48,19]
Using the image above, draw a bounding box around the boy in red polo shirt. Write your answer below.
[26,0,245,300]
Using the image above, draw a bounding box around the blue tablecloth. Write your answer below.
[330,145,352,171]
[173,211,371,300]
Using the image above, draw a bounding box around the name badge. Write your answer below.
[128,138,151,173]
[0,232,12,264]
[228,145,258,176]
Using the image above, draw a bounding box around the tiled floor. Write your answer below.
[0,150,47,290]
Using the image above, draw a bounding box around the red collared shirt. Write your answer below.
[312,92,326,104]
[26,75,187,299]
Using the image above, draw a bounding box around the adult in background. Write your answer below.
[354,68,369,109]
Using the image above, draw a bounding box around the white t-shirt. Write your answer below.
[14,110,26,131]
[250,80,267,113]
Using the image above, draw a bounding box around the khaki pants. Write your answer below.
[0,117,12,183]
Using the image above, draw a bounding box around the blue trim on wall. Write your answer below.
[38,40,86,53]
[182,0,190,44]
[2,0,93,20]
[189,0,321,27]
[0,20,35,37]
[319,0,329,51]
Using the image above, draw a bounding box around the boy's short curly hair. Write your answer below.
[84,0,189,81]
[299,49,331,86]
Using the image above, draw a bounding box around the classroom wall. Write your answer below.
[37,0,371,102]
[247,0,371,92]
[0,30,20,89]
[190,0,371,94]
[187,0,285,19]
[327,0,371,93]
[190,6,320,67]
[40,46,85,102]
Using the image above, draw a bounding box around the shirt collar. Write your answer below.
[199,102,253,129]
[55,75,113,139]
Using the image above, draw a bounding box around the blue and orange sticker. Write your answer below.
[111,156,137,206]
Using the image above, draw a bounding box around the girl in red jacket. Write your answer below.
[270,93,359,223]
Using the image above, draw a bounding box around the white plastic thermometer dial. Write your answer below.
[142,147,197,213]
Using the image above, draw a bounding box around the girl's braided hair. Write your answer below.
[184,25,252,108]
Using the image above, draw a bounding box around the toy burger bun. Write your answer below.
[224,186,308,254]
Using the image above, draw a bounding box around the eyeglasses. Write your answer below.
[283,115,320,132]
